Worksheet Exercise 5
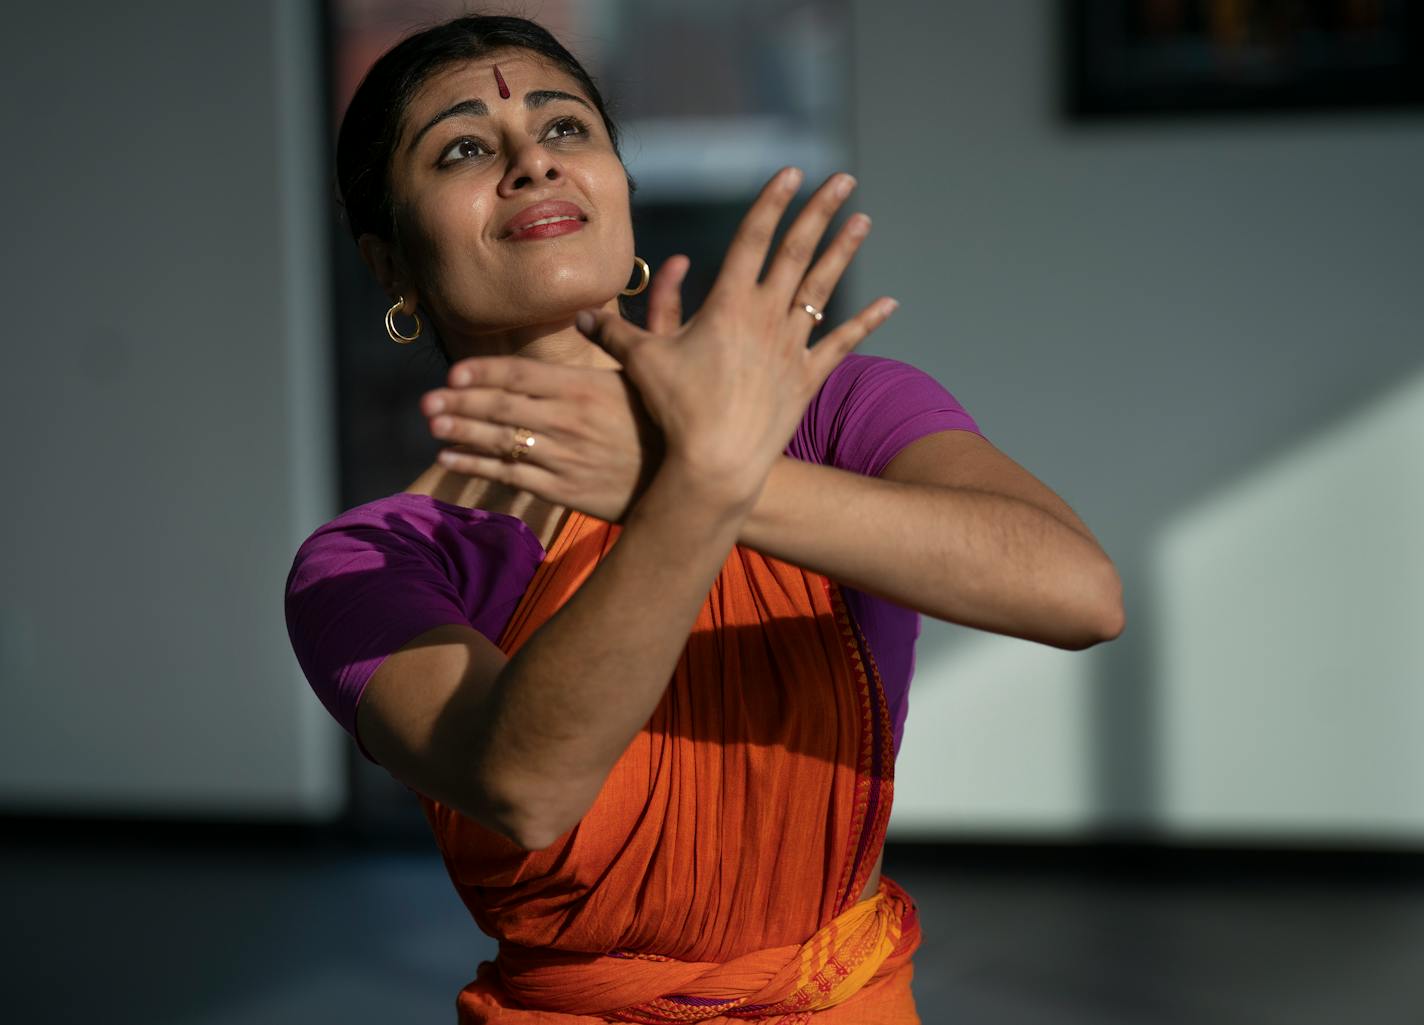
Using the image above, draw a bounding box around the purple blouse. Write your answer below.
[284,354,983,765]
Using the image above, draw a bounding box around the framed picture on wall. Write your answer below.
[1065,0,1424,118]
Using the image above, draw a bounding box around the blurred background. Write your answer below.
[3,1,1422,1022]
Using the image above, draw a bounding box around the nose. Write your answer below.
[497,138,563,196]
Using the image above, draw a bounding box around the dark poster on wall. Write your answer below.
[1065,0,1424,118]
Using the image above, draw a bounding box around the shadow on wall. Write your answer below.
[890,364,1424,847]
[1150,360,1424,843]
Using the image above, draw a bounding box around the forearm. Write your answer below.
[476,460,750,849]
[739,456,1121,649]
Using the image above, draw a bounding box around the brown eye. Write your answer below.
[438,137,490,166]
[543,116,588,141]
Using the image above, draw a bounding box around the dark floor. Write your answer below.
[4,823,1423,1024]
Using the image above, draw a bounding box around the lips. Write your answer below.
[500,200,587,239]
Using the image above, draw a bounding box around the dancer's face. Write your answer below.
[366,51,634,335]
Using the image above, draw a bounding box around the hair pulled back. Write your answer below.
[336,14,632,244]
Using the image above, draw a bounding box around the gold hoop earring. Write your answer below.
[621,256,650,297]
[385,296,422,344]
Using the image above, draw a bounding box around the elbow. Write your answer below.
[1091,598,1126,645]
[1056,608,1124,652]
[502,817,567,854]
[483,796,570,853]
[1082,560,1126,647]
[1106,583,1127,639]
[1054,559,1125,651]
[473,770,588,853]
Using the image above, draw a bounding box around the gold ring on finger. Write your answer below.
[800,303,825,323]
[507,426,536,462]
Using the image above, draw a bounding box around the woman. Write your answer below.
[285,14,1124,1024]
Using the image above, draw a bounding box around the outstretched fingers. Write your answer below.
[576,307,652,364]
[713,167,804,291]
[762,173,858,301]
[807,297,901,384]
[788,213,872,331]
[646,255,691,336]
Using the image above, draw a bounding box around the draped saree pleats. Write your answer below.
[417,509,922,1023]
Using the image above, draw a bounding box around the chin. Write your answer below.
[525,267,623,315]
[440,256,629,331]
[467,286,616,331]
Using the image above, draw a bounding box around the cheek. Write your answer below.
[590,170,635,258]
[392,201,448,280]
[401,193,492,291]
[606,215,635,269]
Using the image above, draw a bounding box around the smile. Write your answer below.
[501,199,589,241]
[505,216,587,241]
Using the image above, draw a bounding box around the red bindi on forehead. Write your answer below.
[493,65,510,99]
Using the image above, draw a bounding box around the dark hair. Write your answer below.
[336,14,633,245]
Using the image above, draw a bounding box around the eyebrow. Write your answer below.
[406,90,595,154]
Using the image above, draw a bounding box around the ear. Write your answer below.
[358,233,421,312]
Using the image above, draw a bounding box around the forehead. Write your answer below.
[402,51,588,128]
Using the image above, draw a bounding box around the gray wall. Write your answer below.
[852,2,1424,837]
[0,2,343,818]
[3,0,1420,839]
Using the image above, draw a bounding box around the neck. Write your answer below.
[443,297,625,371]
[405,297,627,526]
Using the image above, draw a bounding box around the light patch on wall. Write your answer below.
[888,632,1099,838]
[1152,366,1424,841]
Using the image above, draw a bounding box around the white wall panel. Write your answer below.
[852,0,1424,838]
[0,1,343,819]
[890,635,1099,837]
[1153,369,1424,838]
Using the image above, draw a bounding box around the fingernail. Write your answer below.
[576,310,596,334]
[883,298,900,316]
[426,394,445,413]
[835,174,857,198]
[451,369,470,386]
[848,214,871,237]
[784,167,804,190]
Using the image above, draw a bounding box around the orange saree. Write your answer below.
[418,508,922,1023]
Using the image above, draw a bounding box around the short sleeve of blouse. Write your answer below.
[789,353,984,475]
[283,505,502,764]
[784,355,985,757]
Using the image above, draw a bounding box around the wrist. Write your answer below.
[653,451,766,520]
[735,455,791,546]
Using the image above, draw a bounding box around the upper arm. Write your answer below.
[810,354,1119,641]
[817,354,1102,546]
[800,353,983,477]
[880,429,1104,547]
[283,517,515,825]
[355,623,508,822]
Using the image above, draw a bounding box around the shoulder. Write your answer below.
[829,352,916,378]
[284,493,550,660]
[287,494,541,595]
[284,494,546,752]
[814,352,915,402]
[824,352,974,406]
[790,353,982,476]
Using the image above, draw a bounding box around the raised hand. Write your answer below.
[421,168,897,519]
[643,253,692,337]
[419,255,692,524]
[576,167,898,508]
